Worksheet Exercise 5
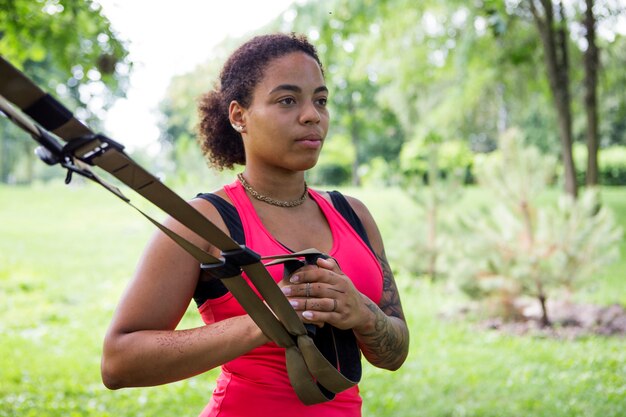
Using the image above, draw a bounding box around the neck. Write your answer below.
[237,171,308,208]
[240,167,305,197]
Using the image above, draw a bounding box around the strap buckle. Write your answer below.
[61,133,125,165]
[200,245,261,280]
[33,129,125,184]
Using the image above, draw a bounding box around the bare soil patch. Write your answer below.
[478,299,626,339]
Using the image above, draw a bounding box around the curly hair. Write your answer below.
[197,33,324,170]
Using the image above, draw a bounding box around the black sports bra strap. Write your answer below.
[196,193,245,244]
[328,191,374,254]
[193,193,243,306]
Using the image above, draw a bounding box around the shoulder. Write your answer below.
[319,190,374,225]
[171,188,233,249]
[321,190,383,250]
[340,194,372,223]
[190,188,229,219]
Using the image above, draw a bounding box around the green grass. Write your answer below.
[1,182,625,416]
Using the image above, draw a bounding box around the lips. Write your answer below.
[295,134,323,149]
[297,134,323,141]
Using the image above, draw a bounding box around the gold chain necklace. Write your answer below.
[237,173,308,208]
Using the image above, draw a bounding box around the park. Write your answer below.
[1,1,625,416]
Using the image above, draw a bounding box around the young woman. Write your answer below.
[101,33,409,417]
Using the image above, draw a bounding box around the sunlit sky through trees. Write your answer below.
[97,0,295,151]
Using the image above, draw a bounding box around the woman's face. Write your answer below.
[238,51,329,173]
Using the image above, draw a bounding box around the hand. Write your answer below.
[280,257,372,331]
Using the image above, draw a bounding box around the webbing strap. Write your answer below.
[0,55,360,404]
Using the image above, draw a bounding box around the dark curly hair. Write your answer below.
[197,33,324,170]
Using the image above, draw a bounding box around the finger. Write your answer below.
[283,282,317,297]
[316,257,341,273]
[289,267,335,285]
[290,296,338,313]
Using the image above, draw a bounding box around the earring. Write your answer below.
[231,124,244,133]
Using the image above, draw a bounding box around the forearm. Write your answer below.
[354,297,409,371]
[101,315,267,389]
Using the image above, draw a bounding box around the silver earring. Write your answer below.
[232,124,243,133]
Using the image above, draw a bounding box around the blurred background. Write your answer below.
[1,0,625,416]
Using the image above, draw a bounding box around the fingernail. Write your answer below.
[281,287,291,296]
[302,311,314,319]
[289,300,298,308]
[290,275,300,283]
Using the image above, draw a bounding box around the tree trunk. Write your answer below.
[583,0,600,186]
[529,0,578,198]
[538,293,551,327]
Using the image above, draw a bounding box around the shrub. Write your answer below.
[442,129,623,324]
[574,144,626,185]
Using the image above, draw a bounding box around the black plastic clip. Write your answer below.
[200,245,261,280]
[33,129,126,184]
[283,252,330,277]
[61,133,125,166]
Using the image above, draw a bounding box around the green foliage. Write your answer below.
[442,131,623,322]
[0,0,131,119]
[308,133,354,186]
[0,0,131,184]
[151,0,626,188]
[574,144,626,185]
[400,131,474,183]
[398,131,468,278]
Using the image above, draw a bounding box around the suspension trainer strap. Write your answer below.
[0,56,361,404]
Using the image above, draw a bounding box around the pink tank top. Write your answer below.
[197,181,383,417]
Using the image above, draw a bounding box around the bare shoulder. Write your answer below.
[341,194,373,221]
[187,188,232,240]
[319,191,373,222]
[334,193,383,248]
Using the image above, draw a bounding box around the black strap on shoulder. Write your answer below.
[193,193,243,306]
[328,191,374,253]
[196,193,245,244]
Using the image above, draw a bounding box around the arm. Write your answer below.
[101,198,269,389]
[352,248,409,370]
[346,196,409,370]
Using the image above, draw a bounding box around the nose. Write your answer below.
[299,101,321,125]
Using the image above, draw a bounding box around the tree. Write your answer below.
[151,0,626,187]
[583,0,600,186]
[527,0,578,197]
[0,0,130,183]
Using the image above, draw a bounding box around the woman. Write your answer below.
[101,33,409,417]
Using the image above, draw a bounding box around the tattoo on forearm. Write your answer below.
[360,300,406,367]
[356,249,409,368]
[377,250,404,320]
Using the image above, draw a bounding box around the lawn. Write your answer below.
[1,181,624,416]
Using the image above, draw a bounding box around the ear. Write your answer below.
[228,100,247,133]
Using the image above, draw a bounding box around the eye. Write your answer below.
[316,97,328,107]
[278,97,296,105]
